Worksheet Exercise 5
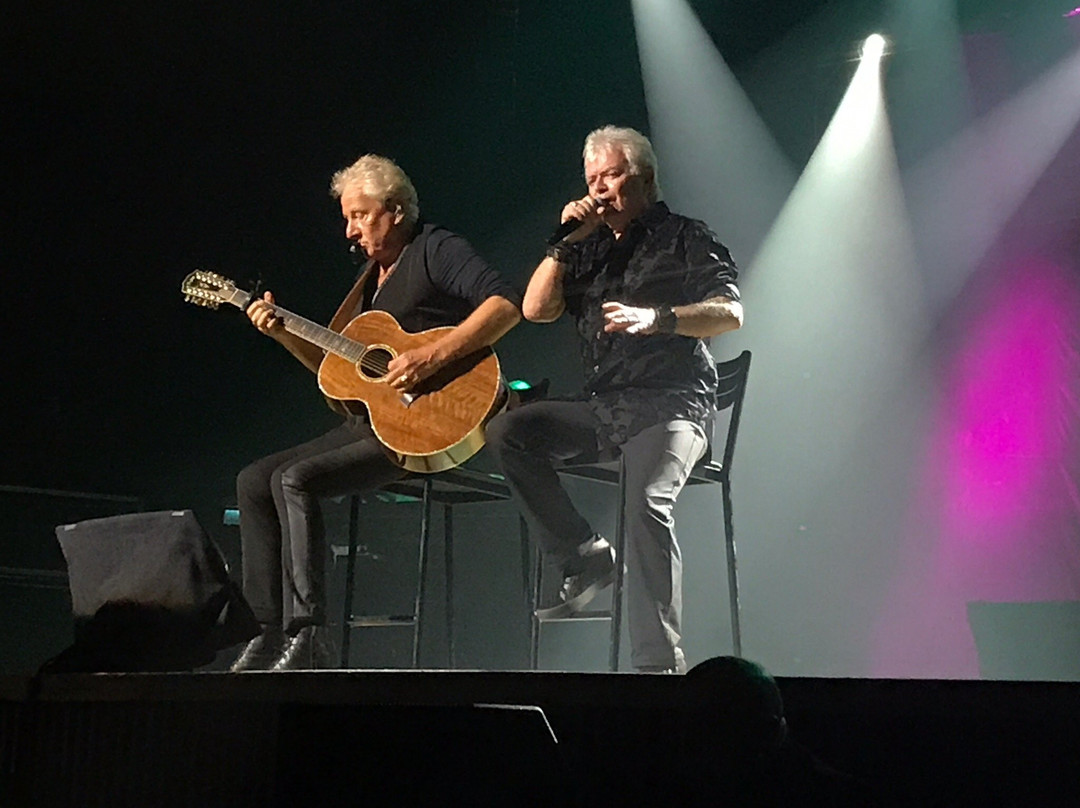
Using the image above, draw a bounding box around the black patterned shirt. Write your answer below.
[561,202,740,451]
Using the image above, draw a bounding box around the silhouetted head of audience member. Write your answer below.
[683,655,788,762]
[679,656,891,806]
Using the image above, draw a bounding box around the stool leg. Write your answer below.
[521,517,542,670]
[412,479,433,668]
[444,503,454,669]
[723,478,741,657]
[340,495,361,669]
[608,456,627,672]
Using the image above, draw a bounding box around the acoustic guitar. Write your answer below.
[181,270,504,473]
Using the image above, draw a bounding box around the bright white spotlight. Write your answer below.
[861,33,888,61]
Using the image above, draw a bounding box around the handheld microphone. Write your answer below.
[546,197,603,245]
[547,217,585,246]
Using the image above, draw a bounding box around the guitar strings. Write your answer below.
[236,297,395,381]
[187,277,398,382]
[358,352,391,378]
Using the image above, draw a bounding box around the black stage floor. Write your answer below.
[3,670,1080,806]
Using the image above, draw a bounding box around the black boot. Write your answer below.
[271,625,335,671]
[229,624,286,672]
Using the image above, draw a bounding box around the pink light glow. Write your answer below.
[940,258,1074,540]
[1066,8,1080,18]
[871,255,1080,678]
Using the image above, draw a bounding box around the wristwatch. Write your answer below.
[545,243,574,263]
[655,306,678,334]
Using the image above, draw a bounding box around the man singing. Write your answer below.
[486,126,742,673]
[232,154,520,671]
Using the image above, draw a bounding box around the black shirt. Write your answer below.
[352,222,518,328]
[561,202,740,450]
[334,222,517,424]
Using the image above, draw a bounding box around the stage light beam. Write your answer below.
[815,32,890,171]
[861,33,887,61]
[720,31,923,674]
[905,44,1080,312]
[630,0,796,264]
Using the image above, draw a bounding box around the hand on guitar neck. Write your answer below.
[247,289,443,391]
[246,290,326,375]
[246,290,283,335]
[181,269,508,473]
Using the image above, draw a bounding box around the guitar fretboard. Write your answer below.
[272,306,365,363]
[188,274,391,376]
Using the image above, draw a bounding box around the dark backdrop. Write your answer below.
[0,0,830,672]
[1,1,821,546]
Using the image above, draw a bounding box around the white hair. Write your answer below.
[583,125,662,202]
[329,154,420,226]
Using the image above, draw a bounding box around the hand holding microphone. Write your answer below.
[547,195,607,245]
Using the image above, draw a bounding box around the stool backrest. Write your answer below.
[709,350,752,476]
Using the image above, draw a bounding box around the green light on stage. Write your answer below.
[508,379,533,391]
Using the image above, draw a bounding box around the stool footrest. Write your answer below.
[347,614,418,628]
[535,610,612,623]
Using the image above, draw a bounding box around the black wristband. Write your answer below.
[545,243,573,263]
[655,306,677,334]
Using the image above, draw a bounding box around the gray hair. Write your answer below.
[583,125,662,202]
[329,154,420,227]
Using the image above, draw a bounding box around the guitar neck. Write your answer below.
[277,306,365,362]
[223,288,364,362]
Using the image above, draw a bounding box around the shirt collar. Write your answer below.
[637,200,669,231]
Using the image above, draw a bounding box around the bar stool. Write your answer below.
[337,466,527,669]
[527,350,752,670]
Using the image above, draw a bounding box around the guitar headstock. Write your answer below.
[181,270,249,311]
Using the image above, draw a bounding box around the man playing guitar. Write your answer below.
[231,154,520,671]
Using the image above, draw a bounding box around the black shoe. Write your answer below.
[229,624,286,672]
[536,535,616,619]
[271,625,335,671]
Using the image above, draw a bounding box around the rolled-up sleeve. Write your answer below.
[428,231,521,310]
[682,221,740,304]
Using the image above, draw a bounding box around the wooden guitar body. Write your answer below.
[318,310,504,473]
[181,271,504,473]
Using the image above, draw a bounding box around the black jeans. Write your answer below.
[486,400,707,669]
[236,419,406,633]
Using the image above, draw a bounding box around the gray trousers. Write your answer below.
[486,400,707,669]
[236,420,406,633]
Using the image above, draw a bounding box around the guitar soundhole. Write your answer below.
[357,347,394,381]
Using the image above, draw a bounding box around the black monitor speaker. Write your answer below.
[46,509,258,672]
